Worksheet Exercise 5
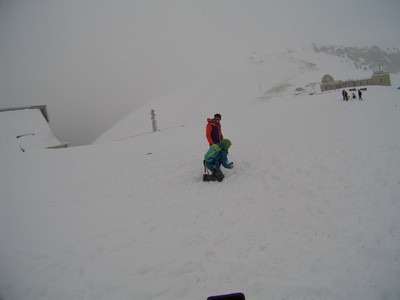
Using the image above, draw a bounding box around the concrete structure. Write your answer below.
[320,71,392,92]
[0,105,68,152]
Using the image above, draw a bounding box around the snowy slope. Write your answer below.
[1,47,400,300]
[94,47,374,144]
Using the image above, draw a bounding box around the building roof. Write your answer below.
[321,74,334,84]
[0,107,67,153]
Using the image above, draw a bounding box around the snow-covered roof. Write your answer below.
[0,108,67,153]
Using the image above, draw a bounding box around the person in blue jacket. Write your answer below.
[203,139,234,182]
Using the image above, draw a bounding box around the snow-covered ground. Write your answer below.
[1,47,400,300]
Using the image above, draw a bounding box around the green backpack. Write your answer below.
[204,144,221,163]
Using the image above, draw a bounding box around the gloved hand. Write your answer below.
[228,162,234,168]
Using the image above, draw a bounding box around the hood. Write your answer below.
[220,139,231,151]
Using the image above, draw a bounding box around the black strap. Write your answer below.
[203,160,209,175]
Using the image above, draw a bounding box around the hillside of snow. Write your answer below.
[95,47,376,144]
[1,46,400,300]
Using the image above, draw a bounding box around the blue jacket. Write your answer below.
[205,148,232,171]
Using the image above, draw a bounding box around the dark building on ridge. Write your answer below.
[320,71,391,92]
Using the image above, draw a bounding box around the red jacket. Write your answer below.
[206,118,224,145]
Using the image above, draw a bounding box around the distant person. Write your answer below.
[206,113,224,145]
[203,139,234,182]
[150,109,158,132]
[358,89,363,100]
[352,92,356,99]
[342,89,348,101]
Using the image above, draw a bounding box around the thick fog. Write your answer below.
[1,0,399,146]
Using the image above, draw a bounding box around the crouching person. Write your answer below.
[203,139,234,182]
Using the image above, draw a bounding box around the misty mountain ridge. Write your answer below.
[96,43,399,143]
[312,44,400,73]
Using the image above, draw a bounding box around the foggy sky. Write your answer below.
[1,0,399,145]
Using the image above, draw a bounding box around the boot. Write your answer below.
[213,169,225,182]
[203,174,218,182]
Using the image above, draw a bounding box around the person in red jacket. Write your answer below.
[206,113,224,145]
